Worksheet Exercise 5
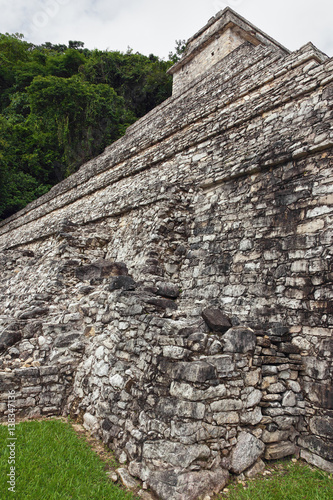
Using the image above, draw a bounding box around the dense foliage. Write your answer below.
[0,33,183,220]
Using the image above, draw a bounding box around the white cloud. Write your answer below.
[0,0,331,58]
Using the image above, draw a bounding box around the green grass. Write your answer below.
[0,419,137,500]
[219,459,333,500]
[1,420,332,500]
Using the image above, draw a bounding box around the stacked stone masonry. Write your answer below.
[0,8,332,500]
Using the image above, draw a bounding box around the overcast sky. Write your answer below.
[1,0,332,59]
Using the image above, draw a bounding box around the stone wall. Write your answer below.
[0,8,332,500]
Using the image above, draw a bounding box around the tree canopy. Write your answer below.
[0,34,181,220]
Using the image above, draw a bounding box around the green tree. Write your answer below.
[0,32,175,220]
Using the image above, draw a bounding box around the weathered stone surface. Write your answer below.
[19,307,49,319]
[170,381,226,401]
[245,389,262,408]
[76,261,128,281]
[0,7,332,494]
[213,411,239,425]
[109,276,137,291]
[204,355,235,377]
[201,308,231,333]
[142,441,210,468]
[299,436,333,461]
[300,449,333,474]
[0,328,22,352]
[230,432,265,474]
[116,468,140,490]
[0,372,17,391]
[162,346,190,359]
[144,297,178,310]
[267,382,286,394]
[156,398,205,420]
[240,408,263,426]
[187,332,208,352]
[303,357,330,380]
[303,382,333,410]
[211,399,242,412]
[156,283,180,299]
[54,333,81,348]
[282,390,297,407]
[264,441,297,460]
[245,458,266,478]
[22,321,42,339]
[83,412,98,431]
[138,491,155,500]
[146,468,229,500]
[309,416,333,439]
[171,361,217,383]
[262,429,291,444]
[223,327,256,353]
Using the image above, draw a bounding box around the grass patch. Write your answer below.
[1,420,332,500]
[218,459,333,500]
[0,419,137,500]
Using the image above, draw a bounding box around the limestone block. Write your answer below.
[146,467,229,500]
[54,333,81,348]
[201,308,231,333]
[156,282,180,299]
[171,361,217,383]
[116,468,140,490]
[109,276,137,291]
[262,429,291,443]
[211,399,242,412]
[244,369,261,387]
[156,398,205,420]
[0,329,22,352]
[230,432,265,474]
[287,380,301,393]
[187,332,208,352]
[282,390,297,407]
[170,381,226,401]
[300,449,333,474]
[162,346,190,360]
[309,416,333,439]
[19,307,49,320]
[76,260,128,281]
[267,382,286,394]
[223,327,256,353]
[264,441,297,460]
[298,436,333,462]
[245,389,263,408]
[240,408,263,426]
[142,441,210,468]
[244,458,266,478]
[213,411,239,425]
[303,357,330,380]
[83,412,98,431]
